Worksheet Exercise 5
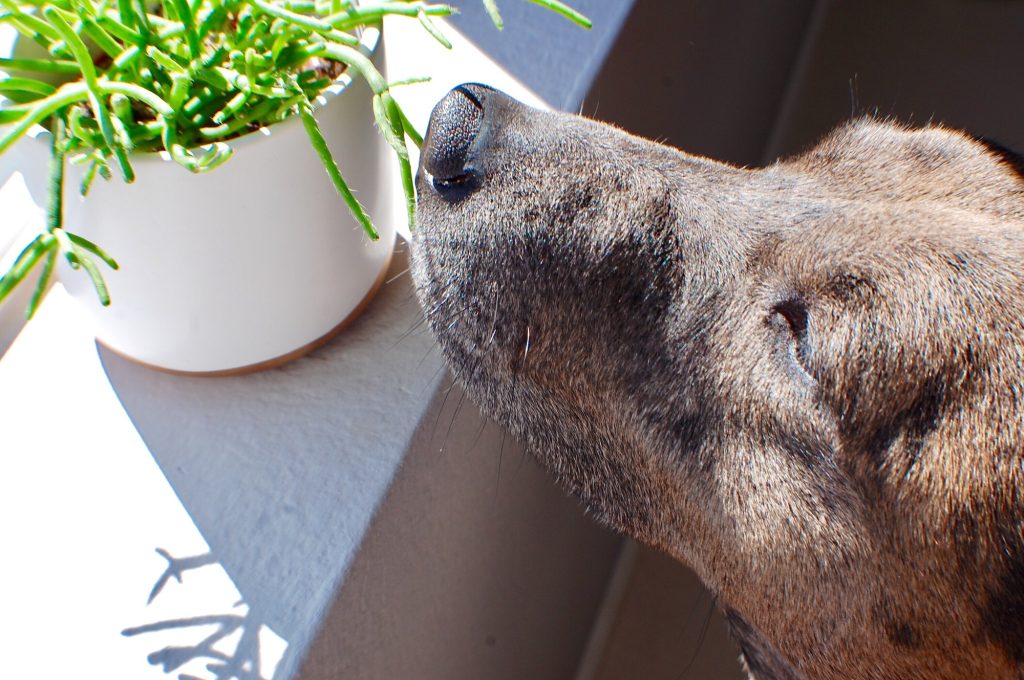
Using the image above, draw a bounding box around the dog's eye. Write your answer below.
[426,168,483,202]
[768,297,814,380]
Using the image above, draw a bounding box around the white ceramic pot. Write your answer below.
[53,27,394,374]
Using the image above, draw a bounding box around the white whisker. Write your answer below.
[386,267,411,284]
[488,285,500,344]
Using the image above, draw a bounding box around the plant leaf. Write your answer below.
[0,56,80,76]
[0,233,57,304]
[416,8,450,49]
[0,76,56,96]
[525,0,591,28]
[52,227,81,268]
[78,253,112,305]
[371,92,408,160]
[26,248,56,318]
[46,114,66,232]
[298,102,378,240]
[67,231,119,269]
[481,0,502,30]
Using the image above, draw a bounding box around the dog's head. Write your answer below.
[411,84,1024,678]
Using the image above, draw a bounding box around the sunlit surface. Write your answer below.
[0,289,288,678]
[0,16,543,679]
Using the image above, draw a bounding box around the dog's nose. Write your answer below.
[421,84,492,193]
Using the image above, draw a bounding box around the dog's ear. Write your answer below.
[767,295,815,386]
[791,119,1024,219]
[976,136,1024,180]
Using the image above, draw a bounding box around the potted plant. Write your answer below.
[0,0,589,373]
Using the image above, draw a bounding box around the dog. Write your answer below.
[410,83,1024,679]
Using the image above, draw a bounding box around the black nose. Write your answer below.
[422,84,492,193]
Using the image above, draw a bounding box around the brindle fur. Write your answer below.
[411,84,1024,679]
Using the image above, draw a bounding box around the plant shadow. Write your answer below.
[98,244,448,678]
[123,549,277,680]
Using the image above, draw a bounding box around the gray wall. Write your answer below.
[589,0,1024,167]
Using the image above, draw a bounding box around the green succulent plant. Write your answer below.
[0,0,589,317]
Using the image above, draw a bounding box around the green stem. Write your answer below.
[0,0,64,42]
[116,0,137,30]
[371,92,406,159]
[44,6,134,181]
[170,0,200,58]
[46,115,65,232]
[76,248,113,305]
[0,56,81,75]
[100,79,174,114]
[0,76,56,96]
[146,45,187,73]
[266,0,326,23]
[383,92,415,229]
[198,96,276,137]
[79,153,101,194]
[80,16,124,60]
[525,0,591,28]
[481,0,502,30]
[0,233,57,305]
[249,0,356,45]
[0,78,172,157]
[0,83,89,156]
[318,41,385,92]
[415,8,450,49]
[95,12,142,43]
[326,2,451,31]
[394,101,422,147]
[67,231,119,269]
[26,249,56,318]
[298,101,377,239]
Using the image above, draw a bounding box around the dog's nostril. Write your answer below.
[422,84,489,186]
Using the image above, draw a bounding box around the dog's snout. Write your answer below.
[422,84,492,195]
